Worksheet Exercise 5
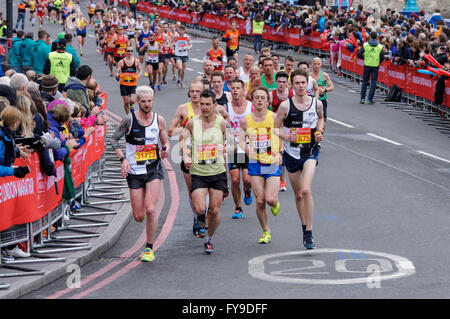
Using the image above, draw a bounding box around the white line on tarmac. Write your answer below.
[327,118,355,128]
[417,151,450,164]
[186,67,194,71]
[366,133,402,146]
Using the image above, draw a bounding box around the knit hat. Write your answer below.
[47,99,69,112]
[41,75,59,90]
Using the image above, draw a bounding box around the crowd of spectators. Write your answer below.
[154,0,450,71]
[0,18,107,260]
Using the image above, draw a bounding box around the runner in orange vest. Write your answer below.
[206,37,226,72]
[222,21,240,61]
[115,45,142,114]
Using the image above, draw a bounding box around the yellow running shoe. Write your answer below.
[270,201,280,216]
[258,231,271,244]
[141,248,155,262]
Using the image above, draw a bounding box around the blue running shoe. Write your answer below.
[157,85,161,91]
[232,208,243,219]
[304,232,316,250]
[71,200,82,211]
[192,218,199,237]
[197,214,206,238]
[244,190,252,205]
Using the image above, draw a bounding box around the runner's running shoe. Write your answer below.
[232,208,243,219]
[270,201,280,216]
[192,217,199,237]
[279,181,287,192]
[244,190,252,205]
[141,248,155,262]
[197,214,206,238]
[304,232,316,250]
[204,238,215,254]
[157,85,161,91]
[258,231,271,244]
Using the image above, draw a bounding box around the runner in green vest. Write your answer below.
[181,89,230,255]
[310,57,334,125]
[357,31,385,104]
[43,39,76,92]
[261,57,277,92]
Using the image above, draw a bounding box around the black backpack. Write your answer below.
[386,84,402,102]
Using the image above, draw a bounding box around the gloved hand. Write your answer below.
[13,166,30,178]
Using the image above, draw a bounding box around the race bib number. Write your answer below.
[136,145,157,163]
[250,132,271,152]
[196,144,218,163]
[292,128,311,144]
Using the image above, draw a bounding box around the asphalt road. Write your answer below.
[15,0,450,301]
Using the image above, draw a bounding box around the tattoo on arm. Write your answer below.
[110,115,131,150]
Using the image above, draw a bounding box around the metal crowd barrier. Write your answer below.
[0,122,129,288]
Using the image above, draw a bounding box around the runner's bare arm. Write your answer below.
[158,115,170,159]
[216,104,229,122]
[180,119,193,169]
[238,117,248,156]
[274,100,289,142]
[110,114,132,157]
[324,72,334,92]
[315,100,325,143]
[135,59,142,78]
[167,104,186,137]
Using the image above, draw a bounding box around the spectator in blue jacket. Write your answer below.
[32,30,51,75]
[9,31,26,73]
[0,106,30,178]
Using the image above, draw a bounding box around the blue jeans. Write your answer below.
[16,12,26,30]
[360,66,379,101]
[253,34,262,53]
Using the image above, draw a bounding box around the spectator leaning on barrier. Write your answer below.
[0,106,30,179]
[358,31,385,104]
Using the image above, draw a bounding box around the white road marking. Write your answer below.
[327,118,355,128]
[417,151,450,164]
[87,34,95,38]
[348,89,356,93]
[186,67,194,71]
[366,133,402,146]
[190,57,205,63]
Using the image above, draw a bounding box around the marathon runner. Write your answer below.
[168,81,204,237]
[222,21,240,61]
[111,25,128,70]
[310,57,334,125]
[239,86,282,244]
[161,22,176,84]
[297,61,319,99]
[181,89,230,254]
[104,25,116,76]
[154,25,166,90]
[211,71,231,107]
[220,79,253,219]
[87,0,96,28]
[74,12,88,56]
[173,25,192,88]
[260,57,277,92]
[238,54,253,85]
[195,60,214,88]
[206,37,226,72]
[115,45,142,114]
[137,20,152,67]
[110,85,170,262]
[274,69,325,250]
[142,32,162,90]
[270,71,293,192]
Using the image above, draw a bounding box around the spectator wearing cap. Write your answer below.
[39,74,60,105]
[51,32,66,52]
[9,31,26,73]
[21,32,35,73]
[32,30,51,75]
[63,65,93,116]
[43,38,76,92]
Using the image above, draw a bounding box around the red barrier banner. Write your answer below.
[0,125,105,231]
